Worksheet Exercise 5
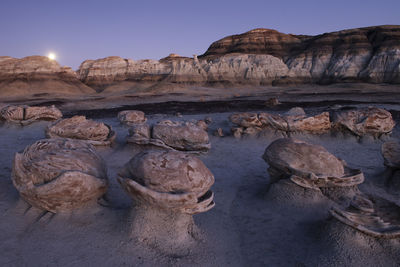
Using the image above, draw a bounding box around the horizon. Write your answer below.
[1,0,400,70]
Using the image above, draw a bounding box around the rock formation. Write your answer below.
[202,25,400,84]
[127,120,211,152]
[263,138,400,238]
[0,105,62,125]
[0,56,94,98]
[1,26,399,98]
[263,138,364,196]
[76,25,400,90]
[117,110,147,126]
[332,107,395,137]
[118,150,214,253]
[46,116,116,146]
[77,54,289,90]
[12,138,108,213]
[331,195,400,238]
[230,107,331,137]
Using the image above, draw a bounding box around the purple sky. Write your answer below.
[1,0,399,70]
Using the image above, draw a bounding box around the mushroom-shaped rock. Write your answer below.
[12,138,108,213]
[0,105,62,125]
[333,107,395,137]
[118,150,215,252]
[331,195,400,238]
[263,138,364,199]
[46,116,116,146]
[118,110,147,126]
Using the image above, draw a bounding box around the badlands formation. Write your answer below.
[0,25,399,106]
[1,25,400,266]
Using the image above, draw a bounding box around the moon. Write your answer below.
[48,53,56,60]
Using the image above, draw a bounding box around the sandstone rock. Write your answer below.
[263,138,364,190]
[333,107,395,137]
[331,195,400,238]
[196,120,208,131]
[0,105,62,125]
[126,123,151,144]
[152,120,210,152]
[230,113,262,128]
[46,116,116,146]
[117,110,147,126]
[77,54,290,89]
[118,150,214,214]
[75,25,400,89]
[201,28,303,59]
[382,140,400,169]
[258,113,289,132]
[288,112,331,133]
[1,26,399,99]
[126,120,211,152]
[201,25,400,84]
[231,127,243,139]
[118,150,214,252]
[12,138,108,212]
[232,108,330,135]
[213,128,224,137]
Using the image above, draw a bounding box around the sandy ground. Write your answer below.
[1,101,400,266]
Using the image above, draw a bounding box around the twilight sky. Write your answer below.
[1,0,399,70]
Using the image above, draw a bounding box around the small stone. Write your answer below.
[213,128,224,137]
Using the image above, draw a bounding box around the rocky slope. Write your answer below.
[77,26,400,90]
[0,56,94,98]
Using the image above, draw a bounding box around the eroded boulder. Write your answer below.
[333,107,395,137]
[117,110,147,126]
[230,107,331,137]
[263,138,364,204]
[0,105,62,125]
[118,150,214,252]
[127,120,210,152]
[331,195,400,238]
[46,115,116,146]
[12,138,108,212]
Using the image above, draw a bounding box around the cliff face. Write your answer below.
[202,25,400,84]
[77,26,400,89]
[77,54,290,89]
[0,56,95,98]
